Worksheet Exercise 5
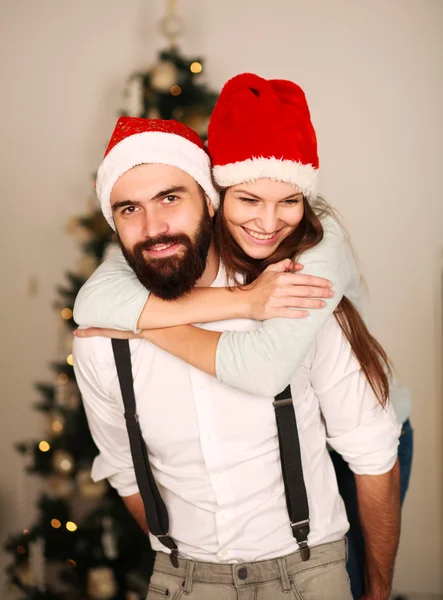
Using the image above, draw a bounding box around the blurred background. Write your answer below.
[0,0,442,598]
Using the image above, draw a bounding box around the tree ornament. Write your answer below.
[48,474,75,498]
[87,566,117,600]
[159,14,183,47]
[101,516,119,560]
[16,562,32,587]
[76,469,107,499]
[29,537,46,592]
[52,449,74,475]
[150,60,179,92]
[124,74,144,117]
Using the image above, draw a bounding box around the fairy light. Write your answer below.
[170,85,182,96]
[23,529,29,534]
[58,373,69,385]
[51,519,61,529]
[66,521,78,532]
[66,559,77,568]
[17,545,26,555]
[39,441,50,452]
[190,61,202,74]
[66,354,73,366]
[61,308,73,320]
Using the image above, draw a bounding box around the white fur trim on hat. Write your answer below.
[212,157,318,200]
[97,131,219,229]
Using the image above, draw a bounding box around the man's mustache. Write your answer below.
[134,234,191,253]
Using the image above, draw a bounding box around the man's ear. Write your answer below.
[205,193,215,218]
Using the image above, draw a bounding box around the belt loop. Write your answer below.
[183,560,195,594]
[277,557,291,593]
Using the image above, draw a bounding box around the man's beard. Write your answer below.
[120,207,213,300]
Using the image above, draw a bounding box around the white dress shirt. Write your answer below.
[73,266,400,564]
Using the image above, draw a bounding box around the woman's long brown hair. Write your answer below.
[214,192,392,407]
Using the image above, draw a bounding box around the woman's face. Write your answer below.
[223,179,305,259]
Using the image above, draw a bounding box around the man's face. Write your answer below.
[111,164,214,300]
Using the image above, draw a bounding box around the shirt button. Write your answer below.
[205,433,211,441]
[221,549,228,556]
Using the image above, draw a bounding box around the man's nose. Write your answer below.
[141,208,169,239]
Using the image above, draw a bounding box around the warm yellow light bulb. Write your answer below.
[51,519,62,529]
[61,308,73,320]
[170,85,182,96]
[39,441,50,452]
[66,354,74,366]
[66,521,78,532]
[190,61,202,74]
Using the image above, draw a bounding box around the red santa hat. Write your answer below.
[208,73,319,200]
[96,117,219,229]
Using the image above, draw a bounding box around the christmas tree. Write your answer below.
[3,4,218,598]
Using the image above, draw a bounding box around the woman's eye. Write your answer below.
[240,197,258,204]
[283,198,301,205]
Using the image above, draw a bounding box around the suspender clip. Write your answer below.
[272,398,292,408]
[291,519,310,561]
[157,535,180,568]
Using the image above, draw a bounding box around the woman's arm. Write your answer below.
[73,247,332,330]
[76,216,359,397]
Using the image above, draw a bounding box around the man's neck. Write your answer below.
[195,242,219,288]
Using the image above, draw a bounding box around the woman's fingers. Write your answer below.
[280,272,332,288]
[284,285,334,299]
[73,328,138,339]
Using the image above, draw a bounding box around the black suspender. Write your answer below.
[273,386,311,561]
[111,339,179,567]
[111,338,310,567]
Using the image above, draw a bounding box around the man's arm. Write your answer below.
[73,336,140,498]
[355,461,401,600]
[122,493,149,536]
[311,316,402,598]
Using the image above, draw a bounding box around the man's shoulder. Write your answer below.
[73,334,115,368]
[73,335,151,368]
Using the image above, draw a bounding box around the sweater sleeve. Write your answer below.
[215,215,357,396]
[73,246,149,332]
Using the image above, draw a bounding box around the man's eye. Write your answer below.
[162,195,178,204]
[122,205,139,214]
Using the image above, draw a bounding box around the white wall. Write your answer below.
[0,0,442,596]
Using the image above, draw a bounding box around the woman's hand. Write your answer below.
[243,258,334,321]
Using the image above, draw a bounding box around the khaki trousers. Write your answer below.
[146,539,352,600]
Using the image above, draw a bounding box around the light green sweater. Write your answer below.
[73,214,411,423]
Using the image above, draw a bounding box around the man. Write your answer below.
[73,116,401,600]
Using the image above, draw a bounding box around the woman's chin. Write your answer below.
[240,243,276,260]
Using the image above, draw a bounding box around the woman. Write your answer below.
[74,73,411,598]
